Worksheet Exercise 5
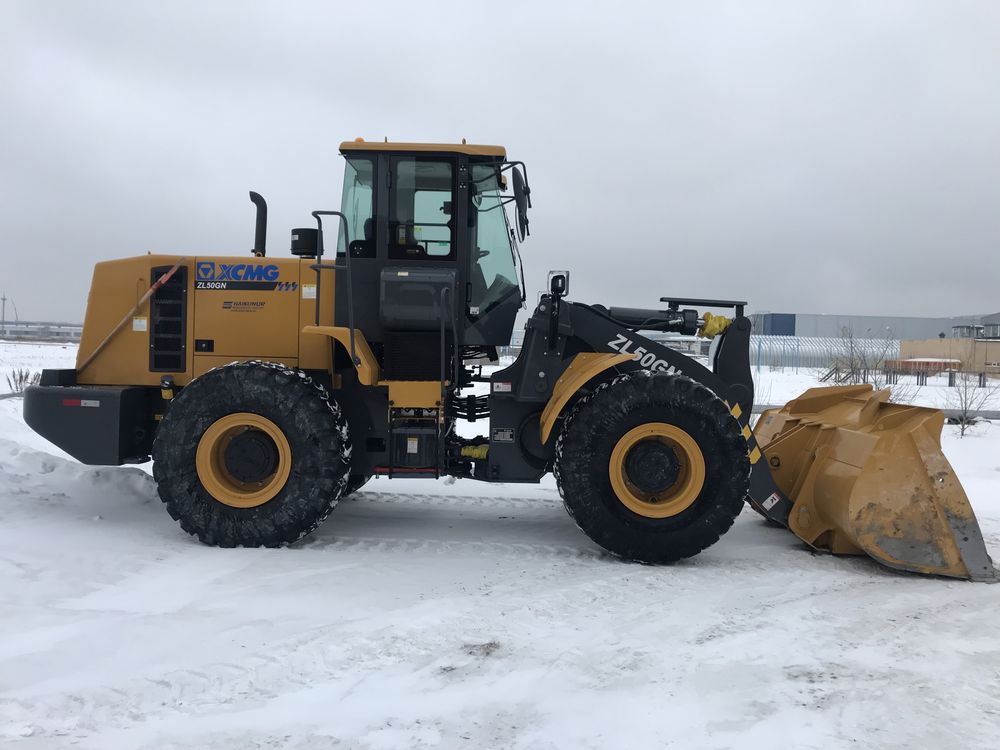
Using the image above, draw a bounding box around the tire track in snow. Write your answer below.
[301,534,609,561]
[2,627,381,740]
[346,490,562,510]
[1,567,634,742]
[302,489,602,560]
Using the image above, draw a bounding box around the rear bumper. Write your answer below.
[23,380,156,465]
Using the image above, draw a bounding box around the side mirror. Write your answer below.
[548,270,569,297]
[512,166,530,241]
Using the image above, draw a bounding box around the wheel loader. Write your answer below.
[23,139,997,581]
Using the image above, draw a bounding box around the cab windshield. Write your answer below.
[468,164,520,313]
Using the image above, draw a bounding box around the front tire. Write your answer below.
[554,372,748,563]
[152,361,351,546]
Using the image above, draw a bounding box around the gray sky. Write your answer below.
[1,1,998,322]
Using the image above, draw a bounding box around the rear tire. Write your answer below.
[152,361,351,547]
[554,371,748,563]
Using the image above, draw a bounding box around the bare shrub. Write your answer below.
[832,328,916,403]
[949,367,1000,438]
[5,369,40,393]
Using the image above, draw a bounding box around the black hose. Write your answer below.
[580,303,675,332]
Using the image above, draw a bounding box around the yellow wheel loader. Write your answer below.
[23,140,997,581]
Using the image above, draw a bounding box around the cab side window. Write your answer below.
[389,159,454,260]
[338,156,375,256]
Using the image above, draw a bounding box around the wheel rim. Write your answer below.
[196,413,292,508]
[609,423,706,518]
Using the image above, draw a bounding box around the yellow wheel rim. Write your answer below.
[195,413,292,509]
[609,422,706,518]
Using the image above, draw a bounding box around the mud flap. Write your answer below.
[751,385,998,582]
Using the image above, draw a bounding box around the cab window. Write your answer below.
[338,156,375,255]
[389,159,454,260]
[468,164,519,312]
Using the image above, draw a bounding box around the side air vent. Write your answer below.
[149,265,188,372]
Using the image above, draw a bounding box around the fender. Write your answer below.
[301,325,380,385]
[539,352,634,443]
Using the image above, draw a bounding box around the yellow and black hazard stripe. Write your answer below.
[728,401,762,465]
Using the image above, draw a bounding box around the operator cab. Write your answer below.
[321,140,528,364]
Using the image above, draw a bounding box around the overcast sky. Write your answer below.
[1,1,998,323]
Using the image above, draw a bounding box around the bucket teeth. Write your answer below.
[753,385,998,582]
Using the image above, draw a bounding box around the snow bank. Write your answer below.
[2,345,999,748]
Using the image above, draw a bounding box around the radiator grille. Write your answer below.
[382,331,452,381]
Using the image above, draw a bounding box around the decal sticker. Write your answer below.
[195,261,283,291]
[62,399,100,408]
[491,427,515,443]
[492,381,513,393]
[607,334,678,373]
[301,284,317,299]
[762,492,781,511]
[132,316,148,332]
[222,301,266,312]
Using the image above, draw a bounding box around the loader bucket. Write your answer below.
[754,385,997,581]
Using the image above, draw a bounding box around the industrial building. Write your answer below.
[749,311,1000,374]
[749,312,985,340]
[982,312,1000,339]
[0,320,82,342]
[898,316,1000,374]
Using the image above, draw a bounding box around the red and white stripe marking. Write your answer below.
[62,399,100,408]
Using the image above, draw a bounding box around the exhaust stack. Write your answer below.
[249,191,267,257]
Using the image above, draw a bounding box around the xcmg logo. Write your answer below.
[196,262,279,282]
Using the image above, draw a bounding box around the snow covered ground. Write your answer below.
[2,340,999,749]
[0,342,78,397]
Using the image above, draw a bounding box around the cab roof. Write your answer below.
[339,138,506,158]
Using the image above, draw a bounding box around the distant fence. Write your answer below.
[749,335,899,371]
